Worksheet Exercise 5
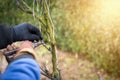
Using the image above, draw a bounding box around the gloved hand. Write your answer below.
[0,23,43,49]
[1,44,18,63]
[14,41,37,60]
[2,41,37,63]
[13,23,43,41]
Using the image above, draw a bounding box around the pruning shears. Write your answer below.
[1,40,51,56]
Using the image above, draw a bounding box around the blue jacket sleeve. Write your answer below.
[0,55,40,80]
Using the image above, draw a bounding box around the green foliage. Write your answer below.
[0,0,39,26]
[0,0,17,25]
[51,3,80,53]
[51,0,120,77]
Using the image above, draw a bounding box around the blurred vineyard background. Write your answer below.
[0,0,120,79]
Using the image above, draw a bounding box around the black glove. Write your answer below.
[0,23,43,49]
[13,22,43,41]
[0,24,12,49]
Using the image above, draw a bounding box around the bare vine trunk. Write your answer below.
[43,1,59,79]
[16,0,61,80]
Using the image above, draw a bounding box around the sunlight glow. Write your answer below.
[98,0,120,24]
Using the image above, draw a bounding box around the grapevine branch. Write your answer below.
[16,0,61,80]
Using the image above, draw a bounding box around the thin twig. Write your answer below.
[40,66,53,79]
[16,0,46,26]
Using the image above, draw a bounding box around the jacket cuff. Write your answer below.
[14,48,38,61]
[13,53,34,62]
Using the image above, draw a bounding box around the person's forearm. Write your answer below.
[1,53,40,80]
